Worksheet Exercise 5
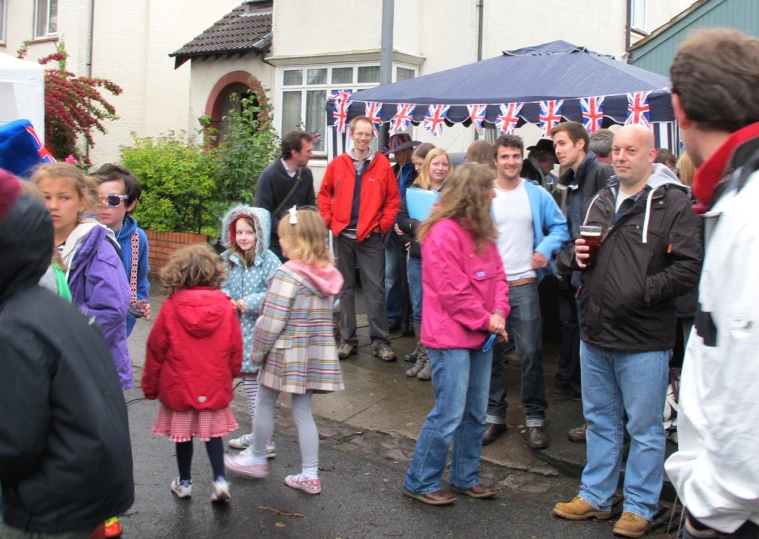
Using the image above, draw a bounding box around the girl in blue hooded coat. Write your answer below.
[221,205,282,457]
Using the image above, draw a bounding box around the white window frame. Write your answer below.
[276,62,418,157]
[631,0,647,33]
[34,0,58,39]
[0,0,7,45]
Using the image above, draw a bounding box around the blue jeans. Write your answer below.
[384,235,405,323]
[407,256,422,325]
[579,341,670,521]
[486,283,546,426]
[404,347,492,494]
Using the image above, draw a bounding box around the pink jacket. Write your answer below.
[420,218,510,350]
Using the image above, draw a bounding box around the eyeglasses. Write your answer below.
[99,194,129,208]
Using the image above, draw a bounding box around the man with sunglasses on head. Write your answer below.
[93,164,151,341]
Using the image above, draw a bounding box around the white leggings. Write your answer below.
[252,385,319,479]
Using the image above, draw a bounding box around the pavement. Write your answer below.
[119,280,682,537]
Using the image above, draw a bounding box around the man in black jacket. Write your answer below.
[255,130,315,261]
[0,171,134,539]
[553,125,701,538]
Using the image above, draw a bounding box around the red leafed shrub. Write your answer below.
[18,42,122,166]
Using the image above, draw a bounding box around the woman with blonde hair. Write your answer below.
[402,164,510,506]
[395,148,451,379]
[677,152,696,188]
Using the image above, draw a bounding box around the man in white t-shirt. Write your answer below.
[484,135,569,449]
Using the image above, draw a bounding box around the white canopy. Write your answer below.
[0,53,45,143]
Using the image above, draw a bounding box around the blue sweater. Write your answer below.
[115,216,150,336]
[523,180,570,282]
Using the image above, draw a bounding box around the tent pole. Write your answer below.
[475,0,485,140]
[379,0,394,148]
[85,0,96,161]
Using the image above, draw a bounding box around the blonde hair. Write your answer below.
[417,163,497,253]
[16,178,66,270]
[277,208,332,266]
[677,152,696,188]
[31,163,95,216]
[417,148,451,190]
[160,243,225,294]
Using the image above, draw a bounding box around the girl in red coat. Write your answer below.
[142,244,243,503]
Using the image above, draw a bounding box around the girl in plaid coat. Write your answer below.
[225,208,344,495]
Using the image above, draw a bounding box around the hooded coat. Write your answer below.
[578,164,702,351]
[61,220,133,390]
[220,205,282,373]
[0,196,134,533]
[252,260,345,394]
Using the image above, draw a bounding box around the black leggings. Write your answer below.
[176,437,225,482]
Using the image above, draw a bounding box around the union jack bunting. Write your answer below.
[580,96,605,133]
[390,103,416,132]
[496,102,524,135]
[423,104,450,137]
[539,100,564,137]
[331,89,352,133]
[25,126,55,163]
[625,91,651,126]
[311,130,323,143]
[467,104,488,134]
[365,102,384,137]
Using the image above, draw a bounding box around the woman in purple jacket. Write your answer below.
[34,163,133,391]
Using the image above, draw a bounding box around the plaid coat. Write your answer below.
[252,262,344,394]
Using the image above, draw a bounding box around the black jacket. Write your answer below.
[578,165,702,352]
[395,181,435,258]
[0,195,134,533]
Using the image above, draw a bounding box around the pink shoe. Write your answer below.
[224,454,269,478]
[284,474,321,494]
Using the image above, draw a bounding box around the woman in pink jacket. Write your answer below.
[402,163,510,506]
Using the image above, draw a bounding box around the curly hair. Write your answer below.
[417,163,497,253]
[160,243,225,294]
[278,208,332,266]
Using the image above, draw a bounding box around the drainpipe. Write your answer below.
[379,0,394,149]
[625,0,633,59]
[84,0,96,161]
[475,0,484,139]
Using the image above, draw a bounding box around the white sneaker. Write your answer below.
[211,478,231,502]
[239,438,277,459]
[170,478,192,498]
[228,433,254,449]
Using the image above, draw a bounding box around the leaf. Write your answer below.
[275,522,285,528]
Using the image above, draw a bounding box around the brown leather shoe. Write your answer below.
[374,345,397,362]
[526,426,549,449]
[504,352,521,366]
[450,484,496,499]
[568,423,588,443]
[553,496,613,520]
[613,512,650,537]
[482,423,506,446]
[402,488,456,506]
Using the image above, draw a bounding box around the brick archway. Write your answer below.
[204,70,266,142]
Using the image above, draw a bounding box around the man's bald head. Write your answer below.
[612,125,657,189]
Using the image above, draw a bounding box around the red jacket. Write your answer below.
[318,152,401,241]
[142,287,242,412]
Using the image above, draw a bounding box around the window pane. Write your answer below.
[305,90,326,152]
[36,0,49,37]
[0,0,6,42]
[307,68,327,85]
[632,0,646,29]
[357,66,380,84]
[331,67,353,85]
[283,70,303,86]
[48,0,58,33]
[396,67,415,82]
[281,91,303,133]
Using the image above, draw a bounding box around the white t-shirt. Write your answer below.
[616,188,636,211]
[493,179,536,281]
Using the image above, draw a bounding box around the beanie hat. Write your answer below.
[0,168,21,223]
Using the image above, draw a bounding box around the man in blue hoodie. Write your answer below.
[94,164,150,337]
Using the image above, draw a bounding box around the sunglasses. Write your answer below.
[99,194,129,208]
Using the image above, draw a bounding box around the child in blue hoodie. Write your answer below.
[93,164,151,337]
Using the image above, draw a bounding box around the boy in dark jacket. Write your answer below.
[0,171,134,538]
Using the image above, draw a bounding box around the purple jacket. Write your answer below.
[68,225,133,390]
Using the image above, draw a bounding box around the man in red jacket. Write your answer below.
[318,116,401,362]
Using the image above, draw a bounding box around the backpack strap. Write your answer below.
[129,231,139,306]
[272,168,302,217]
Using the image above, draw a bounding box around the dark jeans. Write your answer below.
[385,234,406,323]
[681,520,759,539]
[486,283,547,426]
[407,256,422,324]
[0,526,97,539]
[335,232,389,348]
[555,285,582,397]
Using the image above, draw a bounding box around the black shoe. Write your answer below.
[388,319,402,333]
[404,350,419,363]
[553,384,568,395]
[568,393,582,402]
[482,423,507,446]
[525,426,549,449]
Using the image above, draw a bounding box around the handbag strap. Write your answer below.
[272,168,302,216]
[129,231,139,305]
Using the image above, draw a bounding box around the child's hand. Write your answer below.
[236,299,246,312]
[230,298,238,309]
[134,299,151,321]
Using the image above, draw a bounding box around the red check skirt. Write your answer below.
[152,405,239,442]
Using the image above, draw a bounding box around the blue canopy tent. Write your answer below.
[326,40,675,143]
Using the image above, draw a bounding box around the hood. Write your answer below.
[221,205,271,263]
[284,260,343,297]
[118,215,138,238]
[170,288,229,337]
[61,219,119,268]
[0,195,53,304]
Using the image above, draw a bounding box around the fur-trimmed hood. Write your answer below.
[221,205,271,264]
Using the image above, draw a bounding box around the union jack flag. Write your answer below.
[25,126,55,163]
[390,103,416,132]
[496,102,524,135]
[311,130,323,143]
[580,96,605,133]
[424,105,450,137]
[467,104,488,134]
[365,102,383,137]
[539,100,564,137]
[625,91,651,126]
[331,89,352,133]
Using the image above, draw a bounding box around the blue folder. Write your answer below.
[405,187,440,221]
